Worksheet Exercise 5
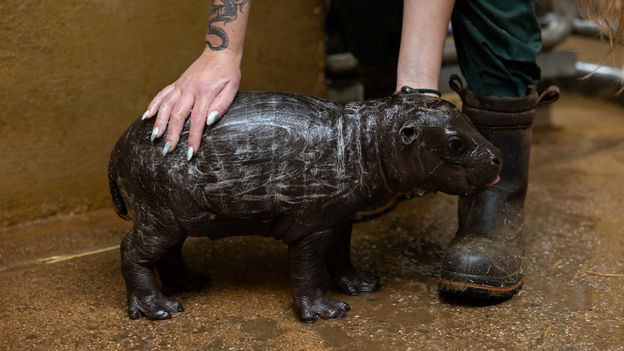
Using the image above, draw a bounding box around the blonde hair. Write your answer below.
[576,0,624,56]
[576,0,623,91]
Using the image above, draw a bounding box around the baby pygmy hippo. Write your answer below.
[108,91,501,322]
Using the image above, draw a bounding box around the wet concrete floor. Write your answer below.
[1,93,623,350]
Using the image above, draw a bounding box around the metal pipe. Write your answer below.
[572,18,601,38]
[572,62,624,104]
[576,62,624,82]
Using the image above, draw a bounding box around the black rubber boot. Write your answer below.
[439,75,559,299]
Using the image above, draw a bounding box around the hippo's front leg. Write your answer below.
[325,221,381,295]
[288,229,351,323]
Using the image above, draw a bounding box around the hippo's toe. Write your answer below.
[127,293,184,320]
[296,294,351,323]
[332,270,382,296]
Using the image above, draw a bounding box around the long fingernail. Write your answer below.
[141,110,150,120]
[150,127,159,143]
[186,147,194,161]
[206,111,220,126]
[162,142,171,156]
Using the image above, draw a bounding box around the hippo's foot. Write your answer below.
[127,293,184,320]
[159,268,211,293]
[295,292,351,323]
[331,268,382,296]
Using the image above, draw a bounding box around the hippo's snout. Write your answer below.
[465,143,502,191]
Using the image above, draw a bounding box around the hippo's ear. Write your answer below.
[399,124,419,145]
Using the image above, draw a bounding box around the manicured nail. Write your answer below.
[206,111,220,126]
[162,142,171,156]
[186,147,194,161]
[150,127,159,143]
[141,110,150,120]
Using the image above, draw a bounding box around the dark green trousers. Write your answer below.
[329,0,542,97]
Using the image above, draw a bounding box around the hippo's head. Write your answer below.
[381,95,501,196]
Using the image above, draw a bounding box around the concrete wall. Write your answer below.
[0,1,325,227]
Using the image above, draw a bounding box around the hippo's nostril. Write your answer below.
[492,157,501,165]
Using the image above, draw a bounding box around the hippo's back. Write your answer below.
[109,92,361,224]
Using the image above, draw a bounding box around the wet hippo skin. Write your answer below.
[108,91,501,322]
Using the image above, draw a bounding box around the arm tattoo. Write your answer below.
[206,0,249,51]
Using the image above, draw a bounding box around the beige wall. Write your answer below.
[0,1,325,227]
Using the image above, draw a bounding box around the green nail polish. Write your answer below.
[150,127,159,143]
[141,110,150,120]
[162,142,171,156]
[207,111,220,126]
[186,147,194,161]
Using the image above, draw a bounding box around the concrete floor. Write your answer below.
[1,93,623,350]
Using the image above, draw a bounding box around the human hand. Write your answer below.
[142,48,242,160]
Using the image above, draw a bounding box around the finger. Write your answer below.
[144,84,176,120]
[151,88,181,143]
[186,96,211,161]
[163,93,194,155]
[206,82,238,126]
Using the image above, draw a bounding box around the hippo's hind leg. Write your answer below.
[156,241,210,293]
[325,221,381,296]
[289,229,351,323]
[120,224,185,320]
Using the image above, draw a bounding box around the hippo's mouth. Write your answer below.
[400,174,501,198]
[468,174,501,192]
[485,175,501,187]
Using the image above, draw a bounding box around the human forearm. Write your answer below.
[205,0,251,57]
[396,0,455,92]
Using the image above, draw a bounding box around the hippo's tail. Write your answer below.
[108,160,129,221]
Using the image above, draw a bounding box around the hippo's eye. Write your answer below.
[446,136,465,155]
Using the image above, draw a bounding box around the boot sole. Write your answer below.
[438,277,522,300]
